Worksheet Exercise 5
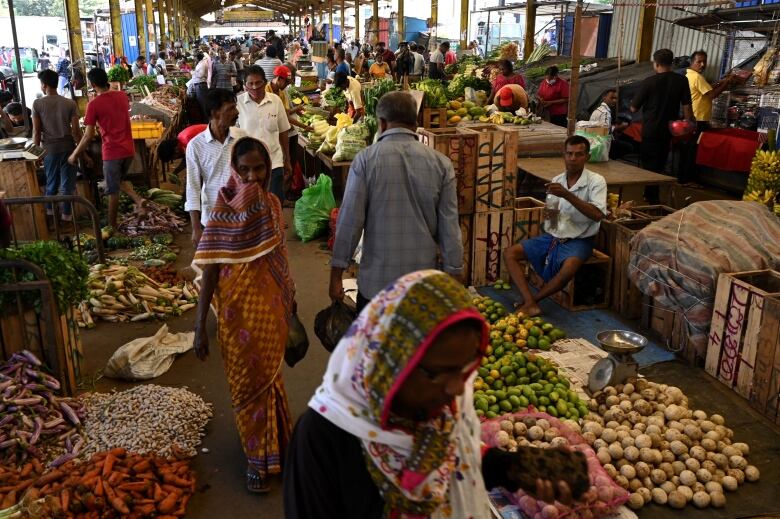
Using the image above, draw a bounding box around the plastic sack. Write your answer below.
[285,314,309,367]
[575,130,611,163]
[104,325,193,380]
[482,410,629,518]
[333,124,369,162]
[294,174,337,242]
[314,300,357,352]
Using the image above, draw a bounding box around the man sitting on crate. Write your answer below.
[503,135,607,317]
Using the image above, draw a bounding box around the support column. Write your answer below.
[567,0,583,136]
[524,0,535,60]
[372,0,378,45]
[459,0,468,50]
[636,0,656,62]
[157,0,167,49]
[329,0,334,44]
[109,0,124,59]
[340,0,345,43]
[354,2,360,43]
[144,0,156,53]
[429,0,437,51]
[134,0,146,58]
[398,0,404,44]
[166,0,174,44]
[64,0,87,112]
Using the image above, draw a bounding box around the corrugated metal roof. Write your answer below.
[608,2,726,78]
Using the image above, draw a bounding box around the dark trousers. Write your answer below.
[356,292,370,314]
[550,114,567,128]
[640,138,671,204]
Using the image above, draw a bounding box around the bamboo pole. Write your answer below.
[134,0,146,58]
[566,0,583,136]
[329,0,334,44]
[398,0,404,45]
[165,0,174,44]
[372,0,379,45]
[144,0,156,53]
[63,0,87,112]
[429,0,437,51]
[459,0,468,51]
[354,1,360,43]
[109,0,124,58]
[524,0,535,60]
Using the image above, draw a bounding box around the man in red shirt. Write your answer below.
[69,68,145,229]
[536,66,570,128]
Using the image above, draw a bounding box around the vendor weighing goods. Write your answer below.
[0,139,45,161]
[588,330,647,392]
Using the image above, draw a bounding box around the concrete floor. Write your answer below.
[78,211,780,519]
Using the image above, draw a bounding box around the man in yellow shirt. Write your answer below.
[686,50,734,128]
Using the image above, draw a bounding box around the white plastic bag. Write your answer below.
[104,325,194,380]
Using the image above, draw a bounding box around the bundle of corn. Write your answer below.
[743,149,780,212]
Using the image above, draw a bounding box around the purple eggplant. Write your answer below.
[60,402,80,426]
[29,417,42,445]
[19,350,42,366]
[43,417,64,429]
[11,396,42,406]
[0,414,15,428]
[0,438,18,449]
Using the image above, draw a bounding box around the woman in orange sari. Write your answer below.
[193,136,296,493]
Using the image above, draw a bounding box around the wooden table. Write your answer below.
[517,157,677,203]
[296,134,353,199]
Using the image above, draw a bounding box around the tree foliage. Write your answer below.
[0,0,108,17]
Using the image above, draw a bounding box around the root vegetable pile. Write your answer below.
[0,448,196,518]
[78,264,199,325]
[0,352,85,468]
[581,378,760,510]
[80,385,213,458]
[118,202,185,237]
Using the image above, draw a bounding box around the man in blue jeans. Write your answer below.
[503,135,607,317]
[33,69,81,222]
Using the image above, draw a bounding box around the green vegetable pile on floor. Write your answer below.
[128,243,178,264]
[0,241,90,313]
[146,188,183,210]
[415,79,449,108]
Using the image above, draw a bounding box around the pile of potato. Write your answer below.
[580,378,759,510]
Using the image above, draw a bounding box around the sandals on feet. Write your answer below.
[246,468,270,494]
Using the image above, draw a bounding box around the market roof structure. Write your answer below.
[674,3,780,35]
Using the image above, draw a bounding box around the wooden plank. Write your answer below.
[512,197,544,243]
[612,219,655,319]
[517,157,677,187]
[751,296,780,422]
[630,205,677,219]
[472,210,513,286]
[468,125,506,212]
[705,274,733,377]
[460,214,473,286]
[736,292,765,398]
[501,128,519,208]
[0,160,48,242]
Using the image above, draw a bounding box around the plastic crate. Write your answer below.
[764,0,780,4]
[735,0,760,5]
[131,120,164,139]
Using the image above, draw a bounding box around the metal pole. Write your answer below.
[329,0,334,44]
[355,2,360,43]
[485,10,490,56]
[145,0,156,53]
[166,0,175,46]
[340,0,345,43]
[63,0,87,113]
[134,0,147,59]
[567,0,583,136]
[158,0,167,50]
[398,0,404,46]
[6,0,29,132]
[109,0,124,59]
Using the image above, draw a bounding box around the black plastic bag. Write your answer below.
[285,314,309,367]
[314,301,357,352]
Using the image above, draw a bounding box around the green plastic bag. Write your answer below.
[575,130,611,163]
[294,174,337,242]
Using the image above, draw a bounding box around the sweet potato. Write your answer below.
[157,492,178,514]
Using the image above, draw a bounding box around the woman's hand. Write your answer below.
[532,478,573,505]
[194,324,209,360]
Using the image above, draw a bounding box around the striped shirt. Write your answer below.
[184,125,246,226]
[254,56,283,82]
[211,60,236,90]
[332,128,463,299]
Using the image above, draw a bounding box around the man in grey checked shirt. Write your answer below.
[329,91,463,312]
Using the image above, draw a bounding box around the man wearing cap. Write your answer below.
[267,65,313,133]
[496,84,529,113]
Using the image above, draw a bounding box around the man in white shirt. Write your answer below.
[236,64,291,202]
[155,52,168,76]
[589,88,630,159]
[409,42,424,78]
[185,89,242,246]
[429,41,448,80]
[131,56,149,77]
[503,135,607,316]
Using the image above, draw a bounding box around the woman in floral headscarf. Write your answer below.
[284,270,576,518]
[193,136,296,493]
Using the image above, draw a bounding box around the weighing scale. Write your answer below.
[0,138,46,161]
[588,330,648,393]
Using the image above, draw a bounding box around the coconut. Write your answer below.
[603,464,618,478]
[601,428,618,443]
[727,468,745,485]
[513,422,528,437]
[690,446,707,462]
[528,426,544,441]
[628,478,643,492]
[495,431,511,448]
[705,481,723,494]
[608,443,624,461]
[597,448,611,465]
[678,485,694,502]
[624,446,640,462]
[701,438,717,452]
[696,469,712,483]
[670,440,688,456]
[620,464,637,480]
[660,481,676,495]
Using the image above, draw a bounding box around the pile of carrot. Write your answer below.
[0,447,196,518]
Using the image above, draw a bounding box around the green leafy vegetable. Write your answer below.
[128,74,158,92]
[107,64,131,84]
[415,79,449,108]
[363,78,398,117]
[447,73,492,100]
[324,87,347,111]
[0,242,90,313]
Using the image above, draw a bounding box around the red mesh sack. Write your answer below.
[482,410,629,519]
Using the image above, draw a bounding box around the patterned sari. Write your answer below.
[194,169,295,477]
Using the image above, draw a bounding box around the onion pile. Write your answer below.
[581,378,760,510]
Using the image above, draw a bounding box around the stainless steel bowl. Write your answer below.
[0,137,28,151]
[596,330,648,355]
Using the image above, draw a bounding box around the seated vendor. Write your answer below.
[495,83,528,113]
[3,102,32,138]
[503,135,607,317]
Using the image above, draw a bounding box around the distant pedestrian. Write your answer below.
[56,50,71,95]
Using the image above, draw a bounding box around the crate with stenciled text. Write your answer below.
[471,210,513,287]
[512,197,545,244]
[750,295,780,424]
[460,125,519,213]
[705,270,780,399]
[460,215,473,286]
[417,127,478,214]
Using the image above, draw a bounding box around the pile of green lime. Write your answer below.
[473,352,587,421]
[472,296,508,324]
[492,280,511,290]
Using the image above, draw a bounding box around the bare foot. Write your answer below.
[518,303,542,317]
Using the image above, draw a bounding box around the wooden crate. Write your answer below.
[461,124,519,213]
[503,121,567,158]
[705,270,780,399]
[750,296,780,424]
[512,197,545,243]
[460,214,473,286]
[630,205,677,219]
[472,209,514,287]
[417,128,478,214]
[529,250,612,311]
[0,162,48,241]
[420,107,448,129]
[639,298,706,365]
[612,219,657,320]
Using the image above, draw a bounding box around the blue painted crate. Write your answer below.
[764,0,780,4]
[735,0,760,5]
